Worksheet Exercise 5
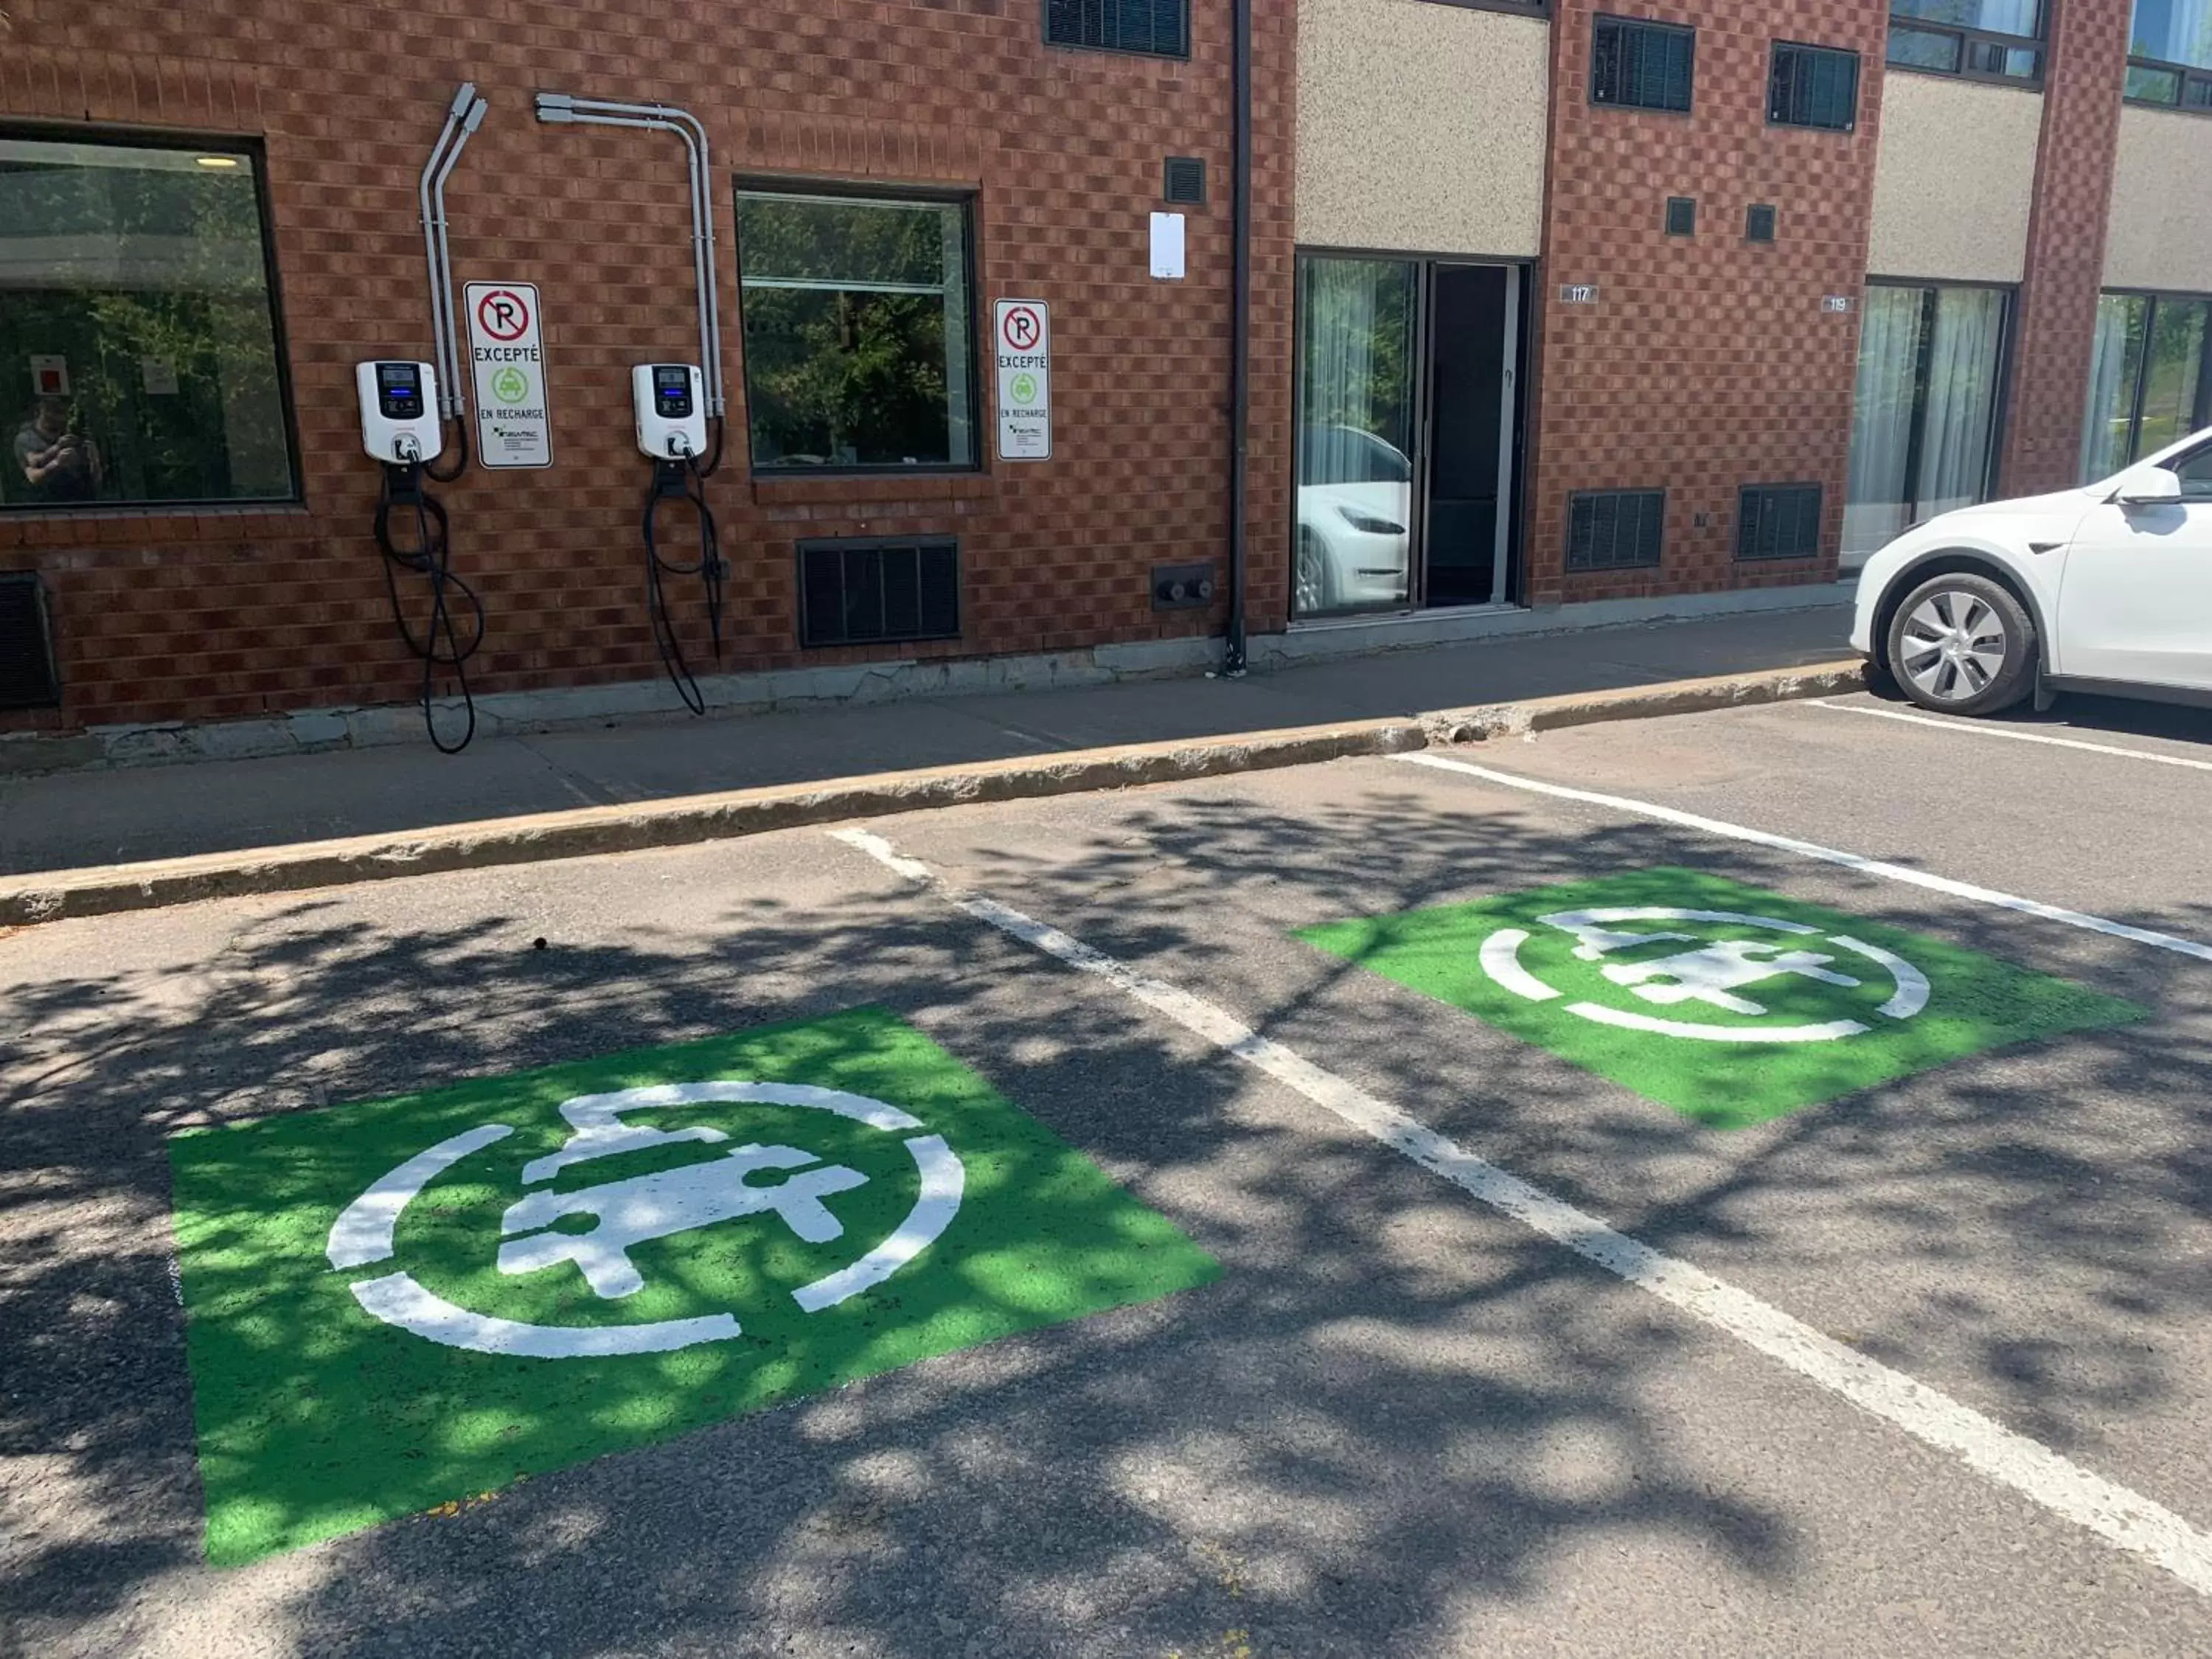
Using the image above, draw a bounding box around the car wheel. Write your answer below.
[1294,528,1335,618]
[1885,571,2036,716]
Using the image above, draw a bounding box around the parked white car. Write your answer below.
[1295,425,1413,614]
[1850,425,2212,714]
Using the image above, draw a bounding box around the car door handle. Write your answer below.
[2028,540,2064,554]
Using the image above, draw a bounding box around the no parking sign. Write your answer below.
[994,299,1051,461]
[463,281,552,468]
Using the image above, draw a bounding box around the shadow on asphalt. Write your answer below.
[3,776,2209,1655]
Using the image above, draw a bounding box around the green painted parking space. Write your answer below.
[1298,869,2143,1129]
[169,1008,1217,1566]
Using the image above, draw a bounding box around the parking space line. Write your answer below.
[829,823,2212,1599]
[1394,753,2212,966]
[1807,699,2212,773]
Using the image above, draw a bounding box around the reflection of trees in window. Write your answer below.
[0,142,293,507]
[734,194,973,470]
[1295,258,1415,467]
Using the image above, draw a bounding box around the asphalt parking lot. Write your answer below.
[6,687,2212,1658]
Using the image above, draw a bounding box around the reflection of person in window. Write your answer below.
[13,398,104,504]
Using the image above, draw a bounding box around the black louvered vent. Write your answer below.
[1164,156,1207,206]
[0,574,60,709]
[1738,484,1824,562]
[1747,203,1778,243]
[799,538,960,649]
[1046,0,1188,58]
[1665,195,1696,236]
[1567,490,1666,573]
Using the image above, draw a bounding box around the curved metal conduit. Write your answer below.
[419,83,488,428]
[532,92,727,422]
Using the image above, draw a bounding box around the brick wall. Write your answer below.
[1997,0,2132,497]
[1524,0,1887,605]
[0,0,1293,733]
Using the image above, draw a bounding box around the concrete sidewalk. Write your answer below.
[0,601,1853,877]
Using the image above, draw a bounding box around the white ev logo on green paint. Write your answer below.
[324,1082,965,1360]
[1479,906,1930,1044]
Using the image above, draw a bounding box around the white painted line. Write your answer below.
[830,822,2212,1600]
[1393,752,2212,966]
[1809,698,2212,773]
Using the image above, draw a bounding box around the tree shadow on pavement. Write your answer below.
[4,771,2210,1655]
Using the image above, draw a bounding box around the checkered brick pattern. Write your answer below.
[1998,0,2132,496]
[1523,1,1886,605]
[0,0,1294,732]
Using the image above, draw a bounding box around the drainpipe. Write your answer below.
[1223,0,1253,675]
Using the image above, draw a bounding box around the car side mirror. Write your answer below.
[2112,465,2183,507]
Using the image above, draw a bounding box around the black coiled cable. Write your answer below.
[641,453,725,716]
[373,462,484,754]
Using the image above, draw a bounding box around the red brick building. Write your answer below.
[1,0,2206,759]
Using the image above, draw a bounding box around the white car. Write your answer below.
[1295,425,1413,614]
[1851,425,2212,715]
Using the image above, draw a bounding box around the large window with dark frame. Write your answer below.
[1044,0,1189,58]
[733,189,977,473]
[1769,41,1861,130]
[1843,282,2012,561]
[1886,0,2044,85]
[2125,0,2212,109]
[0,133,296,510]
[2081,292,2212,481]
[1591,17,1696,113]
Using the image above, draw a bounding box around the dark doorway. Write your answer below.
[1425,264,1518,608]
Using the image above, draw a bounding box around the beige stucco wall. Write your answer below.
[1865,74,2042,283]
[1295,0,1547,257]
[2104,105,2212,293]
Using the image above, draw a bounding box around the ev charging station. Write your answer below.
[349,83,737,749]
[354,83,489,754]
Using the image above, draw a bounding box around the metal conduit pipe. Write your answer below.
[1225,0,1253,675]
[417,84,484,423]
[534,94,725,418]
[428,90,487,420]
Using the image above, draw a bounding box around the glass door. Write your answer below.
[1843,282,2010,565]
[1292,257,1418,618]
[1291,254,1525,618]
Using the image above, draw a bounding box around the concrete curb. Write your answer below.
[0,659,1863,928]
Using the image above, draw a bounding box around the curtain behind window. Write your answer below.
[1844,287,1926,559]
[1916,287,2005,520]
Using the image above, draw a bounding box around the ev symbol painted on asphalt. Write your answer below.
[474,288,532,342]
[326,1082,965,1359]
[1478,906,1930,1044]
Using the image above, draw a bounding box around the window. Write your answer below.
[2175,443,2212,498]
[1844,283,2011,562]
[1592,18,1695,113]
[0,135,295,510]
[1738,484,1823,561]
[1664,196,1696,236]
[1567,489,1665,572]
[734,190,976,473]
[1746,204,1778,243]
[1046,0,1188,58]
[798,537,960,647]
[2126,0,2212,108]
[2081,292,2212,481]
[1770,42,1861,129]
[1887,0,2043,84]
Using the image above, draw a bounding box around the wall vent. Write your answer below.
[0,574,60,709]
[1164,156,1207,205]
[1567,490,1666,573]
[798,538,959,649]
[1737,484,1823,562]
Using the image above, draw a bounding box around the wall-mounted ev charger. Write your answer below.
[632,364,708,461]
[355,360,445,465]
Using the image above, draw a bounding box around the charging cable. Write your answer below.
[373,459,484,753]
[641,447,726,715]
